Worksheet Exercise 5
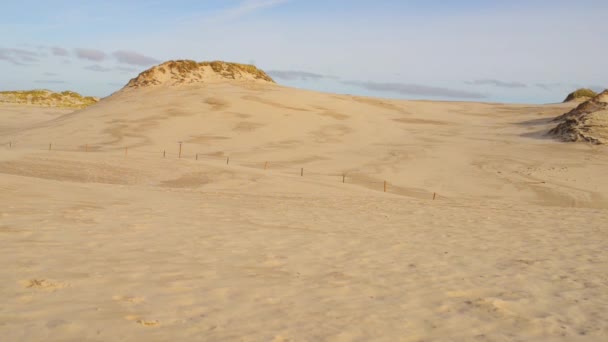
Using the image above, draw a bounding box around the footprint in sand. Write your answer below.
[137,319,160,327]
[464,297,525,321]
[112,295,145,304]
[124,315,160,327]
[21,279,67,291]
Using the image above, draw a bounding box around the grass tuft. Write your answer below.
[564,88,598,102]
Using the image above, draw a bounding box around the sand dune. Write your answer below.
[1,63,607,341]
[8,79,607,207]
[550,90,608,144]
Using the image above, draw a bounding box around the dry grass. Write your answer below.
[199,61,275,82]
[564,88,598,102]
[125,60,276,89]
[0,89,99,109]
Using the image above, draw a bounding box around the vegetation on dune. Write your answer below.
[0,89,99,108]
[125,59,276,88]
[564,88,598,102]
[167,60,199,74]
[82,96,98,105]
[199,61,275,82]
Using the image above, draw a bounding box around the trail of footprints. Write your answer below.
[20,279,160,327]
[113,295,161,327]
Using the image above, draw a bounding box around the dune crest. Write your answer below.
[550,90,608,144]
[124,60,275,89]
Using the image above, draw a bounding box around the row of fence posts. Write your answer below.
[4,140,439,200]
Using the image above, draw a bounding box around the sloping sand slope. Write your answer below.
[1,73,607,340]
[8,80,608,206]
[0,103,73,135]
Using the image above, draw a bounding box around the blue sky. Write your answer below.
[1,0,607,103]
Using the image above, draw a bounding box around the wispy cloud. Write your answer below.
[34,80,67,84]
[51,47,69,57]
[535,82,562,91]
[226,0,290,17]
[343,80,487,99]
[0,48,40,66]
[113,50,160,66]
[267,70,335,81]
[74,48,106,61]
[84,64,112,72]
[190,0,291,25]
[465,79,527,89]
[43,72,58,76]
[115,66,139,73]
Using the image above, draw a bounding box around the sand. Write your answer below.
[1,80,607,341]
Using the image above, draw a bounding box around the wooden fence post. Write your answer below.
[8,141,11,149]
[343,174,345,183]
[196,153,198,160]
[49,143,52,151]
[226,157,230,165]
[384,181,387,193]
[178,142,182,159]
[264,161,268,170]
[301,168,304,176]
[433,192,436,200]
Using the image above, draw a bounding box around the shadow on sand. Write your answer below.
[514,117,555,126]
[515,117,558,140]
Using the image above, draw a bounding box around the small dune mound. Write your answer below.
[550,90,608,144]
[0,90,99,109]
[563,88,598,103]
[125,60,276,89]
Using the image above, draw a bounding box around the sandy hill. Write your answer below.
[0,89,99,109]
[1,60,608,341]
[563,88,598,103]
[5,60,605,206]
[125,60,275,88]
[550,90,608,144]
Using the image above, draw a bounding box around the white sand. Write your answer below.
[1,81,607,341]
